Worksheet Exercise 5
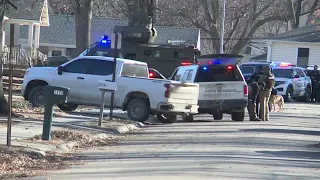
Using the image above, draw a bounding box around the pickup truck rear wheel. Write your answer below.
[157,114,177,124]
[57,103,78,112]
[231,111,245,121]
[127,98,150,122]
[28,86,45,107]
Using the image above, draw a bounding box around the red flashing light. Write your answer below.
[149,72,154,77]
[227,65,233,70]
[279,63,291,67]
[181,61,193,66]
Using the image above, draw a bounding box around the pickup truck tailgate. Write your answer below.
[167,81,199,105]
[198,82,245,100]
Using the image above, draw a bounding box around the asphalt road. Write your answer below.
[26,103,320,180]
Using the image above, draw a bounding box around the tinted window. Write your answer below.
[240,66,254,74]
[273,69,293,78]
[195,66,243,82]
[64,59,91,74]
[90,60,113,76]
[121,63,148,78]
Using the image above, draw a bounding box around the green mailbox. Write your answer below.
[42,85,70,140]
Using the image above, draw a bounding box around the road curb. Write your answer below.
[56,122,144,152]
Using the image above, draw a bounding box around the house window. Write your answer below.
[52,50,62,56]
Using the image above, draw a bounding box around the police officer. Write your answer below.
[248,66,264,117]
[247,82,261,121]
[309,65,320,102]
[257,65,275,121]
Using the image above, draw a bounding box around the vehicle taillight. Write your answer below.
[227,65,233,70]
[149,72,154,78]
[243,85,248,96]
[164,83,170,98]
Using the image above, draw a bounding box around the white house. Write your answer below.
[260,24,320,67]
[2,0,49,50]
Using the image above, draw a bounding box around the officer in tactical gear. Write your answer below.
[247,82,261,121]
[248,66,264,117]
[257,65,275,121]
[309,65,320,102]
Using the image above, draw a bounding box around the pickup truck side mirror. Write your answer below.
[57,66,65,75]
[293,75,300,79]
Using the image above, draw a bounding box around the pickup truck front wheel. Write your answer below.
[28,86,45,107]
[157,114,177,124]
[57,103,78,112]
[127,98,150,122]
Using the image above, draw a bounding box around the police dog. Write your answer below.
[269,95,284,112]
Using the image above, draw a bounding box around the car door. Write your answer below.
[83,59,114,105]
[293,68,304,93]
[53,58,91,103]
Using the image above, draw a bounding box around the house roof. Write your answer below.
[265,24,320,42]
[6,0,45,21]
[20,14,199,47]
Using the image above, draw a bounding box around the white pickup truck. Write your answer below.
[21,56,199,123]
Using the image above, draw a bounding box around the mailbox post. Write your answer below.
[98,80,117,126]
[42,85,70,140]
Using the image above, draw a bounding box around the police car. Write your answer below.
[169,54,248,122]
[271,63,312,102]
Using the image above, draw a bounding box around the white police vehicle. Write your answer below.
[271,62,312,102]
[170,54,248,122]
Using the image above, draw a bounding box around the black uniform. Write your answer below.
[249,70,264,116]
[309,70,320,102]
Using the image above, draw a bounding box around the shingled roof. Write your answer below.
[20,14,199,47]
[265,24,320,42]
[6,0,44,21]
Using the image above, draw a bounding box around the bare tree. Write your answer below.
[159,0,287,54]
[286,0,320,29]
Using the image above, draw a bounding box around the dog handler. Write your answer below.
[247,82,261,121]
[257,65,275,121]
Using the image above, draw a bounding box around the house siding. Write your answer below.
[270,42,320,66]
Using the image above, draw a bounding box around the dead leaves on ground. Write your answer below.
[0,146,78,179]
[27,129,125,150]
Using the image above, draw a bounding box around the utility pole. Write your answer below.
[7,23,14,147]
[220,0,226,54]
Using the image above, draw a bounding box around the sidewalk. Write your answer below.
[0,109,145,153]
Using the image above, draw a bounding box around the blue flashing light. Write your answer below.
[203,66,208,71]
[212,59,221,64]
[99,35,111,48]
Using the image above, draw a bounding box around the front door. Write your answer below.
[53,58,92,103]
[83,59,114,105]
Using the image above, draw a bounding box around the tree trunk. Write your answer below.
[75,0,93,55]
[0,6,9,115]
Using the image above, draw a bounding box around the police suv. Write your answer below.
[271,63,312,102]
[170,54,248,122]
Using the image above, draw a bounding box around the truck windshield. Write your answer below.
[272,69,293,78]
[121,63,148,78]
[195,66,243,82]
